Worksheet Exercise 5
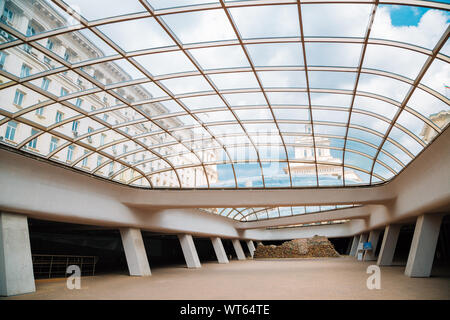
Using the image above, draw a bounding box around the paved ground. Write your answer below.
[3,257,450,300]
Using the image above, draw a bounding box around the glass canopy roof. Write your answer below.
[0,0,449,189]
[201,204,358,221]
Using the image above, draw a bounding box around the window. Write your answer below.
[5,121,17,141]
[46,39,53,51]
[35,107,43,116]
[100,134,106,146]
[67,145,74,161]
[75,98,83,108]
[123,145,128,154]
[71,120,79,132]
[41,78,50,91]
[24,25,35,52]
[49,137,58,152]
[109,162,114,175]
[82,150,89,167]
[20,64,30,78]
[63,50,70,62]
[0,51,7,69]
[43,56,51,64]
[13,90,25,106]
[91,105,96,111]
[28,128,38,149]
[103,114,109,122]
[55,111,63,123]
[2,7,14,23]
[87,127,93,141]
[60,88,68,96]
[97,155,103,167]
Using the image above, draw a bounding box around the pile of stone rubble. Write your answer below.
[254,235,340,259]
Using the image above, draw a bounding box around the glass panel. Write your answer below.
[189,45,249,70]
[247,43,303,67]
[98,18,174,52]
[345,168,370,185]
[229,5,299,39]
[308,71,356,90]
[318,165,343,186]
[134,51,196,76]
[223,92,266,106]
[313,109,349,124]
[267,92,308,105]
[160,76,212,95]
[209,163,236,187]
[273,108,309,121]
[344,150,373,172]
[301,4,371,37]
[162,9,236,44]
[181,95,226,110]
[305,43,362,67]
[350,112,389,135]
[235,162,263,188]
[310,93,351,108]
[235,108,273,121]
[209,72,259,90]
[258,71,306,88]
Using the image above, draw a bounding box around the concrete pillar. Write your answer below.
[211,237,229,264]
[232,239,246,260]
[349,234,360,257]
[405,214,443,277]
[356,233,368,261]
[364,230,382,261]
[0,212,35,296]
[246,240,256,258]
[119,228,151,276]
[178,234,201,268]
[377,224,401,266]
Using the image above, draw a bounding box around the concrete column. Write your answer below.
[356,233,368,261]
[119,228,151,276]
[211,237,229,264]
[405,214,443,277]
[364,230,382,261]
[0,212,35,296]
[246,240,256,258]
[232,239,246,260]
[178,234,201,268]
[377,224,401,266]
[349,234,360,257]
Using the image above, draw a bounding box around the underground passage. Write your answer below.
[0,0,449,304]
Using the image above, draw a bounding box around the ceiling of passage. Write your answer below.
[0,0,449,189]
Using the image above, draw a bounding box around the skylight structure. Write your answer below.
[0,0,448,189]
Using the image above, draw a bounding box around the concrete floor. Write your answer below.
[3,257,450,300]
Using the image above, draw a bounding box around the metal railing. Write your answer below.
[32,254,98,279]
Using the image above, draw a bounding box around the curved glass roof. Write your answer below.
[0,0,449,189]
[201,204,358,221]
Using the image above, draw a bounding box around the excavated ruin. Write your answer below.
[254,236,340,259]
